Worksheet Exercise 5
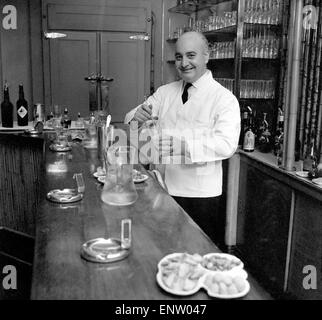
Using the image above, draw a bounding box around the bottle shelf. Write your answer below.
[168,0,229,15]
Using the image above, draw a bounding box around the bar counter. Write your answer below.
[30,132,271,300]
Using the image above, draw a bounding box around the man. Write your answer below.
[124,31,240,241]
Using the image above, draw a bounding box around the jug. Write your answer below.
[101,145,138,206]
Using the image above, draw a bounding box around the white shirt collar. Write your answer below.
[184,69,212,89]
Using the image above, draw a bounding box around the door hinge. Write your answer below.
[129,33,150,41]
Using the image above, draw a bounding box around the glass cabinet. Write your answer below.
[165,0,289,147]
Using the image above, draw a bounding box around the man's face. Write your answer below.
[175,33,209,83]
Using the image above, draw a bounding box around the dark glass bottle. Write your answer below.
[16,84,29,126]
[61,107,71,128]
[1,82,14,128]
[239,108,249,145]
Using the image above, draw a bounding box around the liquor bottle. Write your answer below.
[61,107,71,128]
[1,81,14,127]
[239,107,249,145]
[243,110,255,152]
[274,108,284,155]
[305,142,318,179]
[75,112,84,128]
[257,113,272,153]
[16,84,29,126]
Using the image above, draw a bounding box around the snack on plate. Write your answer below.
[204,272,247,297]
[133,169,144,180]
[159,253,205,292]
[201,253,242,272]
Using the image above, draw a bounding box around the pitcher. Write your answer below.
[101,145,138,206]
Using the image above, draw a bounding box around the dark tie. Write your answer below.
[182,83,192,104]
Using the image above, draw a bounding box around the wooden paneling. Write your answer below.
[46,3,148,32]
[287,194,322,299]
[0,134,44,235]
[237,157,292,297]
[49,32,97,119]
[100,32,148,122]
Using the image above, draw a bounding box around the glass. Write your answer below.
[101,145,138,206]
[83,118,97,149]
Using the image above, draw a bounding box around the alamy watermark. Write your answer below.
[2,4,17,30]
[1,265,17,290]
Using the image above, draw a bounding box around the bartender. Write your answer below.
[125,31,240,240]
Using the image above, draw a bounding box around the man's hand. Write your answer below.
[132,103,153,126]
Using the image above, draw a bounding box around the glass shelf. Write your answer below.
[168,0,230,15]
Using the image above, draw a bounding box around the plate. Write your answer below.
[312,177,322,187]
[295,171,309,178]
[201,253,244,272]
[156,252,249,299]
[97,176,105,184]
[156,253,205,296]
[202,272,250,299]
[93,171,106,178]
[49,144,71,152]
[133,173,148,183]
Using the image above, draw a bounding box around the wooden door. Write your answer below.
[100,32,150,123]
[49,32,97,119]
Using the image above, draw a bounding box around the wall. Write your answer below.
[0,0,166,123]
[0,0,43,121]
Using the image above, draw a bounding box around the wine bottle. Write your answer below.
[257,113,272,153]
[61,107,71,129]
[274,108,284,156]
[16,84,29,126]
[1,81,14,128]
[239,108,249,145]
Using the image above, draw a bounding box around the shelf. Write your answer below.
[168,0,230,15]
[242,57,280,62]
[203,25,237,37]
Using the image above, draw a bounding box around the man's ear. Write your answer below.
[204,51,210,64]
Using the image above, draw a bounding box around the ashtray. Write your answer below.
[81,238,130,263]
[49,144,72,152]
[24,129,42,136]
[46,188,83,203]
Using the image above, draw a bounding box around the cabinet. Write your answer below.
[42,0,151,122]
[165,0,288,139]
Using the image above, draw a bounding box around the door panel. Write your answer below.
[100,32,149,123]
[49,32,97,119]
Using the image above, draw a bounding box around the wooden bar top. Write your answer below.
[31,132,272,300]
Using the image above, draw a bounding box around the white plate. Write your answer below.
[295,171,309,178]
[156,253,204,296]
[156,252,249,299]
[133,173,148,183]
[202,273,250,299]
[93,172,106,178]
[201,253,244,272]
[312,178,322,186]
[97,176,105,184]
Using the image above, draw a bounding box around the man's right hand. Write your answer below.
[132,103,153,125]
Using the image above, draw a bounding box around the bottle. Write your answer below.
[243,110,255,152]
[61,107,71,128]
[16,84,29,126]
[1,81,14,127]
[257,113,272,153]
[307,142,318,179]
[239,107,249,145]
[274,109,284,154]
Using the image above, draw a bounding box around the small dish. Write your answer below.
[46,188,83,203]
[202,272,250,299]
[49,144,72,152]
[201,253,244,272]
[295,171,309,178]
[97,176,105,184]
[93,172,106,178]
[133,174,148,183]
[156,252,249,299]
[312,177,322,187]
